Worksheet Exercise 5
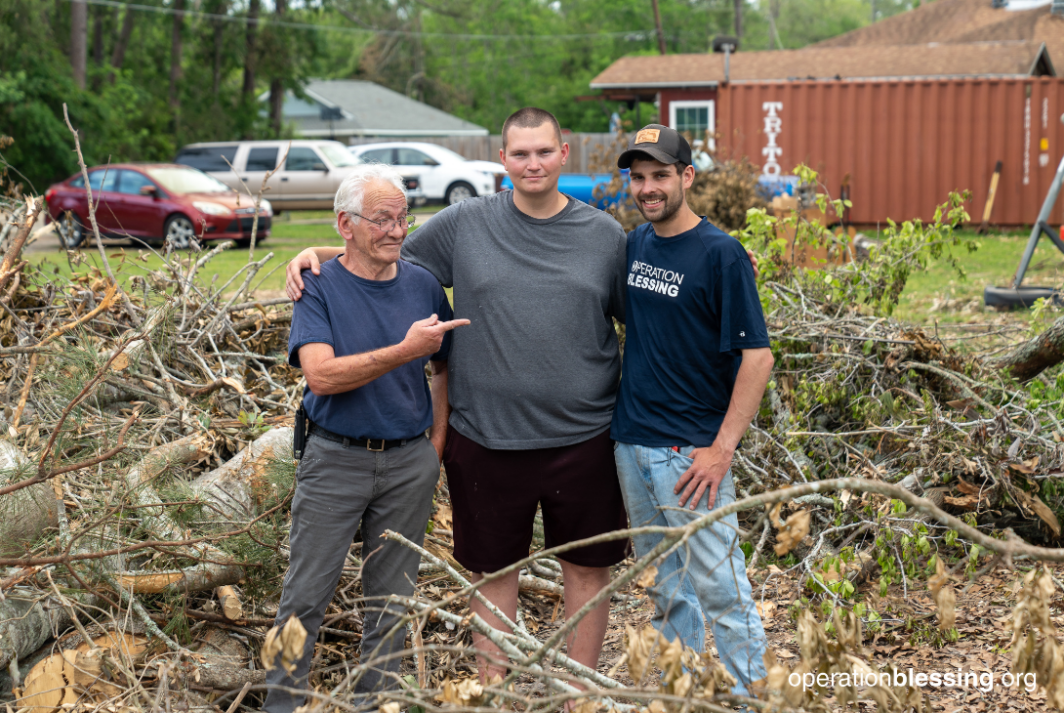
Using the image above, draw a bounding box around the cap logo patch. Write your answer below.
[635,129,660,144]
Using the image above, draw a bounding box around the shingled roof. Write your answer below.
[589,39,1054,88]
[813,0,1064,73]
[274,80,488,138]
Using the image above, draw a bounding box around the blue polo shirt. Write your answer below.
[611,218,770,448]
[288,257,453,440]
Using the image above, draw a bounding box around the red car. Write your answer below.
[44,163,272,249]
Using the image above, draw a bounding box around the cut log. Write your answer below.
[108,428,293,595]
[190,426,293,526]
[216,585,243,621]
[0,440,57,558]
[0,590,74,673]
[109,434,246,594]
[15,624,149,710]
[992,315,1064,381]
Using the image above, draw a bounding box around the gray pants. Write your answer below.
[263,434,439,713]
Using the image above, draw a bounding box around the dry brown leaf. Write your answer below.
[656,635,684,684]
[768,501,784,527]
[624,624,660,682]
[379,703,400,713]
[774,510,810,556]
[434,503,453,531]
[109,352,129,372]
[943,494,981,510]
[1014,488,1062,538]
[262,615,307,674]
[928,557,956,631]
[436,677,485,706]
[635,564,658,589]
[755,600,777,619]
[1009,456,1040,475]
[220,376,246,394]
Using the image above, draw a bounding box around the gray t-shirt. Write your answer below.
[402,190,627,450]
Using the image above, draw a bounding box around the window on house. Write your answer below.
[669,101,715,147]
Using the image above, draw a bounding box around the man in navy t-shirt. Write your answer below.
[611,125,774,696]
[265,164,468,713]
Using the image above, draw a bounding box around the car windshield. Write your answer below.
[318,144,358,168]
[146,167,232,194]
[429,146,468,163]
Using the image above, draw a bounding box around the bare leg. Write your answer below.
[559,560,612,673]
[469,570,519,683]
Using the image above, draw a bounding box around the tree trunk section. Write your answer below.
[169,0,185,117]
[190,426,293,526]
[733,0,743,40]
[108,5,135,83]
[70,0,87,89]
[243,0,261,133]
[0,591,74,672]
[992,315,1064,382]
[650,0,667,55]
[269,0,287,135]
[0,440,58,558]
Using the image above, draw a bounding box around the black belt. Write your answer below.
[308,423,410,451]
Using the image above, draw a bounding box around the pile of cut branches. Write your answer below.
[3,130,1064,713]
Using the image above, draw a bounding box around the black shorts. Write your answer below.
[442,425,630,573]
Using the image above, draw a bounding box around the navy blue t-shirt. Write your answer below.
[611,218,770,448]
[288,257,453,440]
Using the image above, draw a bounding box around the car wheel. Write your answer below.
[445,181,476,205]
[58,212,86,249]
[164,214,198,250]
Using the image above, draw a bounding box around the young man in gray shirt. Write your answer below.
[285,108,629,684]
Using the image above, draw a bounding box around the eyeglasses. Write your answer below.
[349,212,416,232]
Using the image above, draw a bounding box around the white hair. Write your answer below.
[334,162,407,234]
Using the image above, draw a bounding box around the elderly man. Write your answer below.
[611,125,773,696]
[265,164,468,713]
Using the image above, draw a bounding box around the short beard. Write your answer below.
[637,184,686,224]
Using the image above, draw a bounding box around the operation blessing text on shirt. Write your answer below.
[628,260,684,297]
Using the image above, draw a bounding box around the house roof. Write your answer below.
[280,80,488,138]
[589,40,1054,88]
[813,0,1064,72]
[814,0,1060,47]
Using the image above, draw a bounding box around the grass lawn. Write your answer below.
[25,208,438,297]
[892,228,1064,325]
[26,213,1063,327]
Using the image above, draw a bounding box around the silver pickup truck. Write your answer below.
[174,139,423,211]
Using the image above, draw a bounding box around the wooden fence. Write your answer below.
[347,133,621,174]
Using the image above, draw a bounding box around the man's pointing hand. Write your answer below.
[401,314,471,360]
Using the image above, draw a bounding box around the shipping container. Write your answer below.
[715,77,1064,227]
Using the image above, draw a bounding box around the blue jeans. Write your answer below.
[614,443,767,695]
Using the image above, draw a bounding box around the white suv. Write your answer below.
[349,142,504,205]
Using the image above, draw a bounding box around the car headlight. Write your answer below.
[193,201,230,216]
[259,199,273,216]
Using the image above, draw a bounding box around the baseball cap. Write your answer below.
[617,124,693,169]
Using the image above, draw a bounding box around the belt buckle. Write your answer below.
[367,438,385,452]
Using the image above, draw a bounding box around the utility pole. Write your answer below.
[651,0,667,55]
[71,0,87,89]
